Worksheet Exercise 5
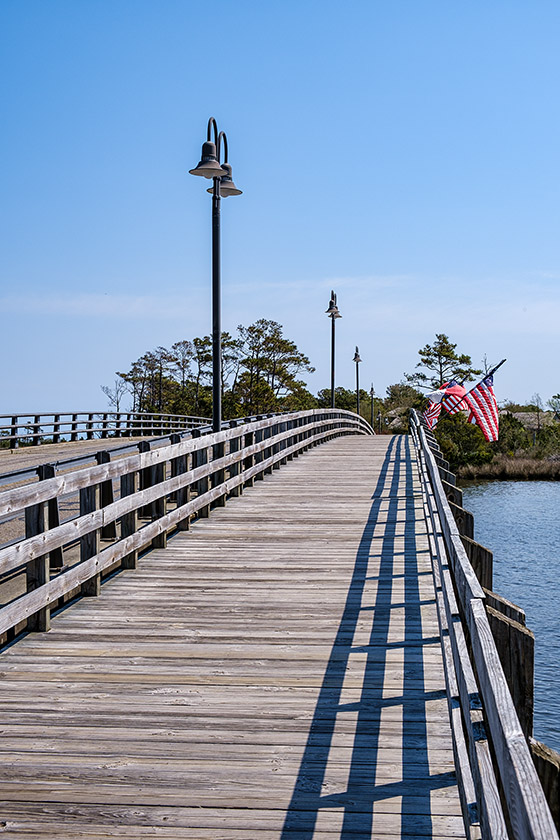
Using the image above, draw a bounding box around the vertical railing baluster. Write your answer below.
[40,463,63,571]
[244,425,255,487]
[52,415,61,444]
[171,433,191,530]
[32,415,41,446]
[152,455,167,549]
[25,469,50,632]
[96,451,117,540]
[80,483,100,597]
[192,428,210,518]
[120,469,138,569]
[228,420,242,497]
[212,436,226,508]
[10,415,19,449]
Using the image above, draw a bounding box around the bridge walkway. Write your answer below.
[0,434,466,839]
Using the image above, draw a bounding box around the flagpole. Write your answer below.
[463,359,507,396]
[486,358,507,378]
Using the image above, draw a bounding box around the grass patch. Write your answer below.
[458,454,560,481]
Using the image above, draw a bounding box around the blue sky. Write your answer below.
[1,0,559,410]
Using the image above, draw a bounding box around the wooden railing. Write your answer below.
[410,409,558,840]
[0,409,372,645]
[0,411,210,447]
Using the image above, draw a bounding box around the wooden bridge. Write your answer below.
[0,410,557,839]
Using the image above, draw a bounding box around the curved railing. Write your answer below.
[0,411,210,447]
[410,409,558,840]
[0,409,372,644]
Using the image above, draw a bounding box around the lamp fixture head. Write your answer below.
[353,346,362,364]
[325,291,341,318]
[207,162,243,197]
[189,141,227,179]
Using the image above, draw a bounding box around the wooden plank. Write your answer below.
[0,434,466,839]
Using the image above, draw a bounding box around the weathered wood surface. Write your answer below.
[411,411,559,839]
[0,435,465,838]
[0,439,150,484]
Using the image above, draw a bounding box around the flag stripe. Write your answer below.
[423,401,442,429]
[464,376,499,441]
[441,380,468,415]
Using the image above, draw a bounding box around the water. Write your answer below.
[462,481,560,753]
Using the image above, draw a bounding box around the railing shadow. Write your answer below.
[281,436,455,837]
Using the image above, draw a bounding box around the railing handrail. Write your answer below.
[0,410,211,447]
[0,410,373,483]
[0,411,209,419]
[0,409,372,641]
[410,408,558,840]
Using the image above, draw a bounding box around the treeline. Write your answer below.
[102,318,417,428]
[108,320,317,419]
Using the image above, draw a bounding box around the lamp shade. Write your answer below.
[325,292,341,318]
[207,163,243,197]
[353,347,362,364]
[189,141,227,179]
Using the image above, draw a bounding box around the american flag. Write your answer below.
[441,380,467,415]
[464,375,499,441]
[423,400,442,429]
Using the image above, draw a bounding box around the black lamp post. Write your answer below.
[353,346,362,415]
[189,117,242,432]
[325,291,341,409]
[370,383,375,430]
[377,410,382,434]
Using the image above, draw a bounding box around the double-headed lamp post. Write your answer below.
[325,291,341,409]
[353,347,362,416]
[189,117,242,432]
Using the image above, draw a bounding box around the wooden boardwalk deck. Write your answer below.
[0,434,466,839]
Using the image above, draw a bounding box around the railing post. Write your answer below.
[10,415,19,449]
[254,416,265,480]
[25,468,51,632]
[137,441,166,547]
[86,413,94,440]
[152,454,167,549]
[279,418,288,466]
[244,425,255,487]
[80,483,100,597]
[211,437,226,508]
[39,463,63,571]
[120,469,138,569]
[32,415,41,445]
[52,415,61,444]
[71,414,79,441]
[96,451,117,540]
[192,429,210,518]
[170,433,191,530]
[228,420,242,497]
[101,414,108,439]
[286,417,295,461]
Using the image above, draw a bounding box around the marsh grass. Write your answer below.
[458,454,560,481]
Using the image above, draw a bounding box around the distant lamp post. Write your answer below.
[325,291,341,409]
[189,117,242,432]
[353,347,362,415]
[370,383,375,431]
[377,410,382,434]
